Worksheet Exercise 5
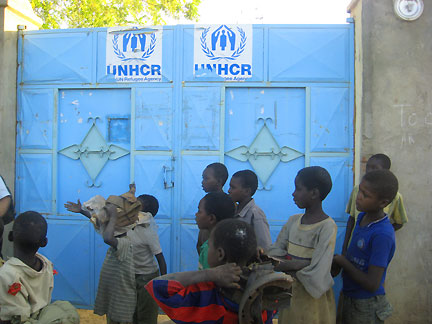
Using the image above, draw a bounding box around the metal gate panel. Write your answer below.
[268,27,350,81]
[225,88,306,154]
[16,154,52,213]
[135,88,173,150]
[182,87,221,150]
[310,156,351,220]
[57,89,131,215]
[22,32,93,83]
[179,223,199,271]
[42,219,94,307]
[134,155,173,219]
[310,87,351,152]
[18,89,54,149]
[17,24,355,306]
[224,87,307,241]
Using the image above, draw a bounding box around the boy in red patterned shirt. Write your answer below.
[146,219,274,324]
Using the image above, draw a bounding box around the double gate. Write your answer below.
[16,23,354,307]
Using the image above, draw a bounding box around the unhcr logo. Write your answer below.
[106,27,163,82]
[112,28,156,62]
[201,25,247,60]
[194,25,253,80]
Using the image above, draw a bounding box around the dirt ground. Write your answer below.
[76,309,278,324]
[76,309,174,324]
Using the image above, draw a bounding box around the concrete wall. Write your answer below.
[0,0,41,256]
[350,0,432,322]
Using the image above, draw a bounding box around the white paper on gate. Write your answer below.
[106,26,163,82]
[193,24,253,81]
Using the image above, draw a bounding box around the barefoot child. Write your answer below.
[267,166,337,323]
[196,192,235,270]
[333,170,398,324]
[0,211,79,323]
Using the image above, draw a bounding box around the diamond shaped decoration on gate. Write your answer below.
[59,117,129,187]
[225,122,303,188]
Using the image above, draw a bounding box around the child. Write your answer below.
[93,203,136,323]
[333,169,398,323]
[267,166,337,323]
[132,194,167,324]
[342,154,407,255]
[228,170,271,250]
[197,163,229,253]
[196,192,235,270]
[145,219,276,324]
[0,211,79,323]
[66,190,167,324]
[201,162,228,193]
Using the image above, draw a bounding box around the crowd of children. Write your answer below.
[0,153,407,324]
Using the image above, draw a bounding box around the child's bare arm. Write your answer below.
[0,196,11,219]
[392,223,403,231]
[102,204,118,248]
[274,258,311,273]
[342,216,355,255]
[157,263,242,288]
[64,199,92,219]
[334,254,385,292]
[155,252,167,275]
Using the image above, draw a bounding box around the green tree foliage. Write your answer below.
[31,0,201,29]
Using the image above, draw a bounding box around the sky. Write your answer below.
[169,0,353,24]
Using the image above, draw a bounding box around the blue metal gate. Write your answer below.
[16,23,354,307]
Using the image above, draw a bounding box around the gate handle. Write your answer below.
[163,165,174,189]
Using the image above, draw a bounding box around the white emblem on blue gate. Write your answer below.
[194,24,253,81]
[200,25,247,61]
[112,29,156,62]
[106,27,163,82]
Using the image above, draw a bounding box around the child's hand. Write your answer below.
[129,183,136,195]
[333,254,348,267]
[210,263,242,289]
[331,256,342,277]
[65,200,82,213]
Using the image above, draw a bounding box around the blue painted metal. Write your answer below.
[16,24,354,307]
[225,121,304,188]
[58,118,129,187]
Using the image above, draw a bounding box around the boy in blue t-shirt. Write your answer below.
[333,169,398,324]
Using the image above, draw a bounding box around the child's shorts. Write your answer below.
[341,294,393,324]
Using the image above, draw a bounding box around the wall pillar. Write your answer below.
[0,0,41,257]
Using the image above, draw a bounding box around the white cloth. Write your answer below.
[267,214,337,298]
[0,253,54,321]
[128,213,162,275]
[0,177,10,200]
